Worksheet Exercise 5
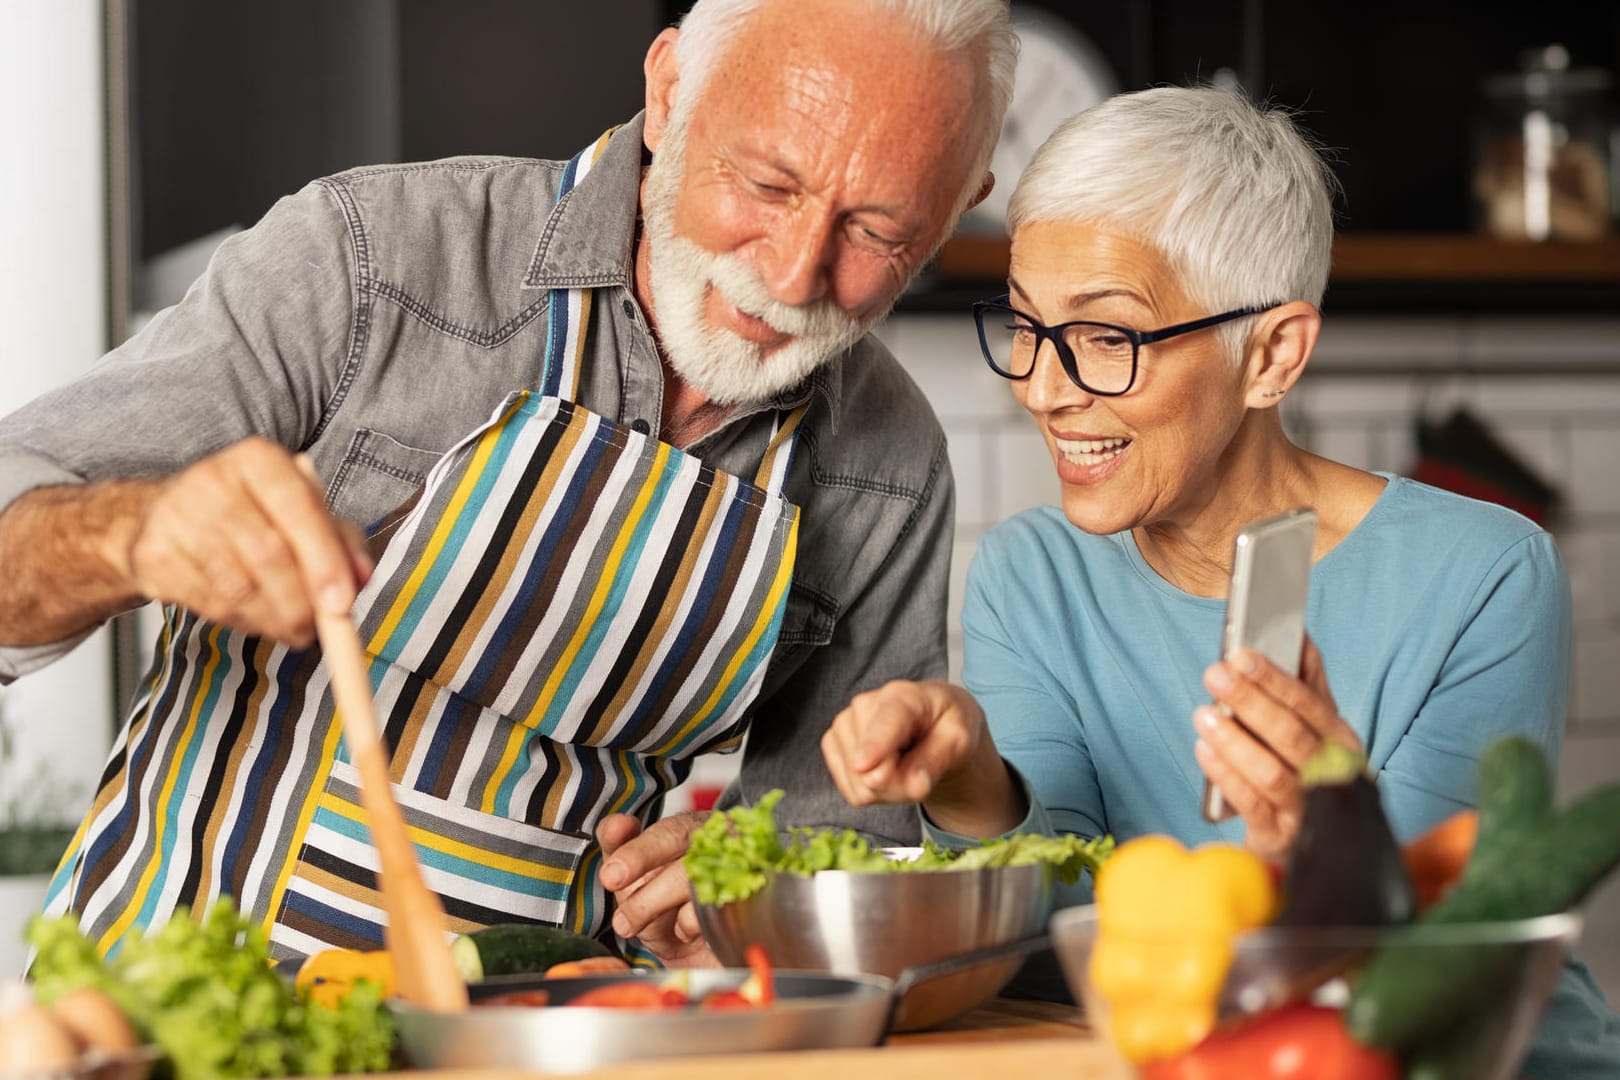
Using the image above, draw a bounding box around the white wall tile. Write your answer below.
[1561,526,1620,630]
[1571,628,1620,730]
[880,314,1022,423]
[991,424,1061,520]
[1464,316,1620,364]
[1568,424,1620,515]
[1310,316,1465,365]
[944,425,989,531]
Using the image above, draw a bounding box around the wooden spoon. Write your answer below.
[300,457,468,1012]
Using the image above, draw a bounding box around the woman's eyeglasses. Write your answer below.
[971,295,1275,396]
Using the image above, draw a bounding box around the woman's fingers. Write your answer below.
[1194,735,1296,861]
[1194,703,1302,809]
[1204,649,1359,769]
[821,681,982,807]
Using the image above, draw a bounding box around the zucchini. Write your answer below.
[1345,737,1620,1051]
[451,923,613,982]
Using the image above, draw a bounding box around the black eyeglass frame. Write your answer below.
[972,294,1277,397]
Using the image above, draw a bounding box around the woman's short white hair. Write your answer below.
[1009,86,1339,350]
[673,0,1017,220]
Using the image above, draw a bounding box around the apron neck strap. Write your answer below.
[541,127,619,400]
[754,403,809,493]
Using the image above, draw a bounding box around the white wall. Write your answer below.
[878,310,1620,1006]
[0,1,116,822]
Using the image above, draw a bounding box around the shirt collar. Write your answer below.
[522,111,844,428]
[522,113,647,291]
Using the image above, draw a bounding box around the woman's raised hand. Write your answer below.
[1193,636,1363,861]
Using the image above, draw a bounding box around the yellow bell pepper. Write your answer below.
[294,948,396,1008]
[1088,835,1277,1065]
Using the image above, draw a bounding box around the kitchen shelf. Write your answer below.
[905,233,1620,314]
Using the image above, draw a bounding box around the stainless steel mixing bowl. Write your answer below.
[695,858,1055,1031]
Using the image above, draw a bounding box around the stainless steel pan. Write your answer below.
[390,934,1051,1072]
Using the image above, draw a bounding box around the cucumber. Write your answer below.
[1346,737,1620,1051]
[451,923,613,981]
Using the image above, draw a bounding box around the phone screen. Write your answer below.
[1202,508,1317,822]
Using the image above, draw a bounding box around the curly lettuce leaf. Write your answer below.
[685,788,1114,904]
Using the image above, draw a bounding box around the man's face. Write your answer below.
[641,3,983,405]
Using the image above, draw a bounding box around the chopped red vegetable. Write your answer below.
[1141,1004,1398,1080]
[569,982,689,1009]
[740,944,776,1006]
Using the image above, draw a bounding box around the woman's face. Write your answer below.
[1006,219,1255,536]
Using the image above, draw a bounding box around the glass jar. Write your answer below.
[1473,45,1613,241]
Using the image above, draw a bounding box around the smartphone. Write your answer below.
[1201,508,1318,823]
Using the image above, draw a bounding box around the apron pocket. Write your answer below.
[269,757,589,957]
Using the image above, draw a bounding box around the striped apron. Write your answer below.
[42,131,806,961]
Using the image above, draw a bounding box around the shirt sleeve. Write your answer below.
[0,180,357,676]
[1375,531,1572,841]
[724,434,956,848]
[961,530,1108,843]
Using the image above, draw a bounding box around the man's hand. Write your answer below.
[0,438,372,650]
[596,811,718,968]
[821,679,1024,837]
[1193,638,1363,861]
[121,438,372,647]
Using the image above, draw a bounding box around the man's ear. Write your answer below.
[1243,300,1321,409]
[966,172,995,213]
[643,28,681,155]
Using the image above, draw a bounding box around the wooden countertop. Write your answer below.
[391,999,1132,1080]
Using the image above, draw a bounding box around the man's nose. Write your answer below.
[758,207,837,309]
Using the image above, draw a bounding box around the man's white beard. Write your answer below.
[641,120,878,406]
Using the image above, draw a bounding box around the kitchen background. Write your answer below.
[1,0,1617,993]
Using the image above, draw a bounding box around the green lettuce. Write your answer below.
[27,898,394,1078]
[685,788,1113,905]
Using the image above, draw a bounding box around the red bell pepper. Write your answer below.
[569,981,689,1009]
[740,944,776,1006]
[1141,1004,1398,1080]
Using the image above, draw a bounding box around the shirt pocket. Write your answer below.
[772,582,839,661]
[327,428,444,534]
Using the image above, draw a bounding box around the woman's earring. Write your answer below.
[1261,388,1287,399]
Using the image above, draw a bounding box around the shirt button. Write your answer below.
[622,298,636,318]
[631,418,651,435]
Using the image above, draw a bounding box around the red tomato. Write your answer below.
[569,982,689,1009]
[743,944,776,1006]
[476,989,551,1007]
[1141,1004,1398,1080]
[700,989,758,1011]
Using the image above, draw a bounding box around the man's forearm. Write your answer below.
[0,482,155,646]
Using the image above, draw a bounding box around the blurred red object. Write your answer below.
[690,786,724,812]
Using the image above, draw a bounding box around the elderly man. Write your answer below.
[0,0,1014,965]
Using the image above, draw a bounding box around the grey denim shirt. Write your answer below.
[0,115,951,844]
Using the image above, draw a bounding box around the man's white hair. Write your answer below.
[673,0,1017,223]
[1009,86,1339,357]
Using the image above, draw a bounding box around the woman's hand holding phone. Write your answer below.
[1193,636,1363,861]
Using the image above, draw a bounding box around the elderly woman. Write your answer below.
[821,87,1619,1077]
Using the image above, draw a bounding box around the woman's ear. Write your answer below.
[643,28,681,154]
[1243,301,1321,409]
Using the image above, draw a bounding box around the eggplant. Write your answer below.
[1274,741,1416,928]
[1217,742,1416,1020]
